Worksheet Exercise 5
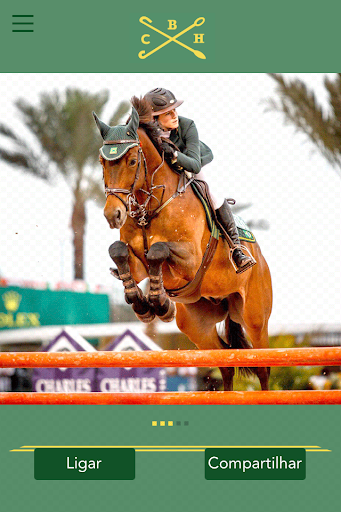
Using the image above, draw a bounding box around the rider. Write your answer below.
[144,87,255,274]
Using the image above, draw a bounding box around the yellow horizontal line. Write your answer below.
[11,448,331,453]
[10,449,34,452]
[20,445,322,449]
[136,449,204,452]
[306,449,331,452]
[11,448,206,453]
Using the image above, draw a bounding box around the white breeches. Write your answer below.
[189,170,225,209]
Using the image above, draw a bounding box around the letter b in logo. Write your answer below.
[168,20,177,30]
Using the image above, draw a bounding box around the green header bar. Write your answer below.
[34,448,135,480]
[1,1,341,71]
[205,448,306,480]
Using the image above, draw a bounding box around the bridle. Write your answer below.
[104,138,166,227]
[104,139,143,208]
[103,136,193,255]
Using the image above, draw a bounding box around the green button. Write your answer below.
[205,448,306,480]
[34,448,135,480]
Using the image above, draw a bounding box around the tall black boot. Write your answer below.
[216,199,256,274]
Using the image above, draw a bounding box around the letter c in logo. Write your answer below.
[141,34,150,44]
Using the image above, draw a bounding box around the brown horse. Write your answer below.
[94,101,272,391]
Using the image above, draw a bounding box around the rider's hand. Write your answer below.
[160,141,176,161]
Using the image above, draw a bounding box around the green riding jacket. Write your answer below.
[169,116,213,174]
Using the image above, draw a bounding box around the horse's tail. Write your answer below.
[225,317,255,377]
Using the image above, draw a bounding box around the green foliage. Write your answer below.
[0,88,130,195]
[229,366,317,392]
[269,366,317,391]
[266,73,341,178]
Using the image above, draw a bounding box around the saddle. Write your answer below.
[190,179,220,237]
[190,179,256,245]
[191,179,236,248]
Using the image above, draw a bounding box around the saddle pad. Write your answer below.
[190,182,256,243]
[234,214,256,243]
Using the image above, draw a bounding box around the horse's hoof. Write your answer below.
[158,300,176,323]
[135,309,156,323]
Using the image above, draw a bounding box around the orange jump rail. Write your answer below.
[0,347,341,368]
[1,390,341,405]
[1,347,340,405]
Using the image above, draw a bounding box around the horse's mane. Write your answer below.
[128,96,164,154]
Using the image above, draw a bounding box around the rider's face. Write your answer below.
[158,109,179,130]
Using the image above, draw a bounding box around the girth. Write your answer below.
[165,231,219,304]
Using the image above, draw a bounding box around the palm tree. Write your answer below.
[0,88,130,279]
[266,73,341,179]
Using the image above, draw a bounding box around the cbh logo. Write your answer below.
[139,16,206,60]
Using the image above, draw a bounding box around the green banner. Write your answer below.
[0,286,109,329]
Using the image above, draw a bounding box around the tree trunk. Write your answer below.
[71,197,86,280]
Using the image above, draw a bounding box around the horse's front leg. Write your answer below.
[109,241,155,323]
[146,242,176,322]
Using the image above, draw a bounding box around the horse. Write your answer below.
[93,99,273,391]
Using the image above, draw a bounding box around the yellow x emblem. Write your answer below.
[139,17,206,60]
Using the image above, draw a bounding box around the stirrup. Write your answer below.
[229,246,257,274]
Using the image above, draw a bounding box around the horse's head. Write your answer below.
[94,107,145,229]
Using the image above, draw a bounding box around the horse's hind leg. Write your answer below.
[219,367,235,391]
[254,367,270,390]
[109,241,155,323]
[244,324,270,390]
[146,242,176,322]
[229,260,272,390]
[175,299,235,391]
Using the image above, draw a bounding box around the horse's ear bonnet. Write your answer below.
[93,107,140,161]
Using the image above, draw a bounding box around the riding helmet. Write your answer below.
[144,88,183,116]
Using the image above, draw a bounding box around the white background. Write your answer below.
[0,73,340,328]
